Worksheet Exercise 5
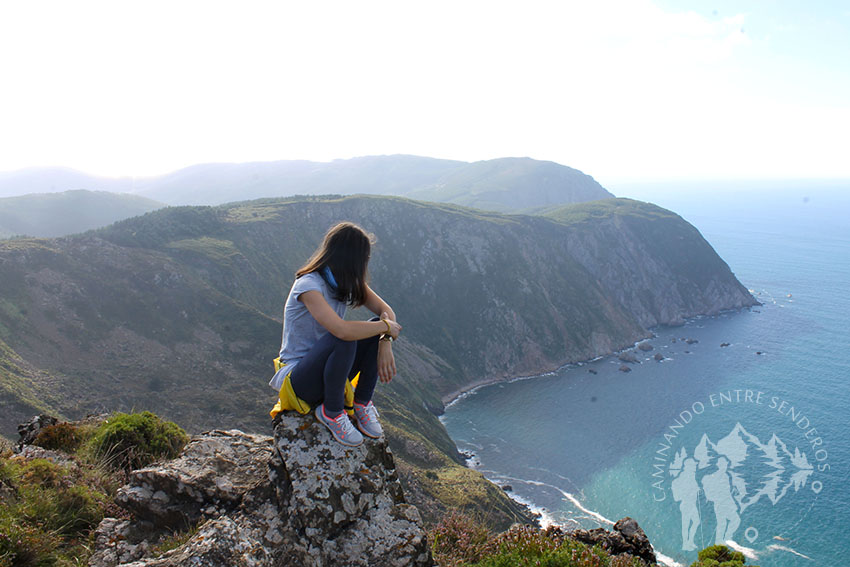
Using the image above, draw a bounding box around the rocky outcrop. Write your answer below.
[273,413,429,565]
[16,414,57,448]
[90,415,432,567]
[114,429,273,529]
[618,351,639,363]
[572,517,656,564]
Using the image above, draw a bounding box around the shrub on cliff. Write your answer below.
[431,511,493,566]
[430,512,644,566]
[87,411,189,471]
[32,421,87,452]
[690,544,758,567]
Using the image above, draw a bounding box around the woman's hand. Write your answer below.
[381,311,402,339]
[377,340,396,383]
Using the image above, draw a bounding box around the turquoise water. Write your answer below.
[441,183,850,566]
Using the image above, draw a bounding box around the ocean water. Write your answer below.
[441,182,850,567]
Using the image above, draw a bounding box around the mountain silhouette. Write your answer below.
[671,423,813,512]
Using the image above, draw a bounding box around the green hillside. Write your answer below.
[0,194,756,527]
[408,157,613,212]
[0,190,165,238]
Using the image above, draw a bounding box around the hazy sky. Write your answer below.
[1,0,848,184]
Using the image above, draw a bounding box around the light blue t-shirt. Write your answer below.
[269,271,347,390]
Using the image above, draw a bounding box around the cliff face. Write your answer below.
[546,199,757,328]
[0,195,757,527]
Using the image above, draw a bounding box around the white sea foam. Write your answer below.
[507,370,557,385]
[654,551,684,567]
[481,472,615,527]
[500,489,561,529]
[767,544,813,560]
[725,540,758,560]
[443,368,560,411]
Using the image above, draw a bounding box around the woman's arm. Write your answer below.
[300,290,401,341]
[364,285,396,321]
[364,285,399,382]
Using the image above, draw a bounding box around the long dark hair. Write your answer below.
[296,222,374,307]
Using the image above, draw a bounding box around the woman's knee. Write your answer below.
[328,333,358,355]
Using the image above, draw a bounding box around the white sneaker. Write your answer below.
[316,404,363,446]
[353,401,383,439]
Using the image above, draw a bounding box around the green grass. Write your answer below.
[150,525,200,556]
[0,456,112,567]
[166,237,241,262]
[541,198,678,225]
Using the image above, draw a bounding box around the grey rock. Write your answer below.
[116,429,273,529]
[16,444,78,467]
[572,516,656,564]
[637,342,653,352]
[91,415,432,567]
[89,518,157,567]
[273,413,431,567]
[618,351,638,363]
[618,364,632,373]
[653,353,664,361]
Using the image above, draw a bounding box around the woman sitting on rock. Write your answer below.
[269,222,402,446]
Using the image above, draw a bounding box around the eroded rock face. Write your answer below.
[91,415,432,567]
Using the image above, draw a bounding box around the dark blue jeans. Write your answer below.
[288,322,380,417]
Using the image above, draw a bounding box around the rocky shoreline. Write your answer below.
[438,311,738,409]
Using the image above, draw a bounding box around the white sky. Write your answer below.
[1,0,848,184]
